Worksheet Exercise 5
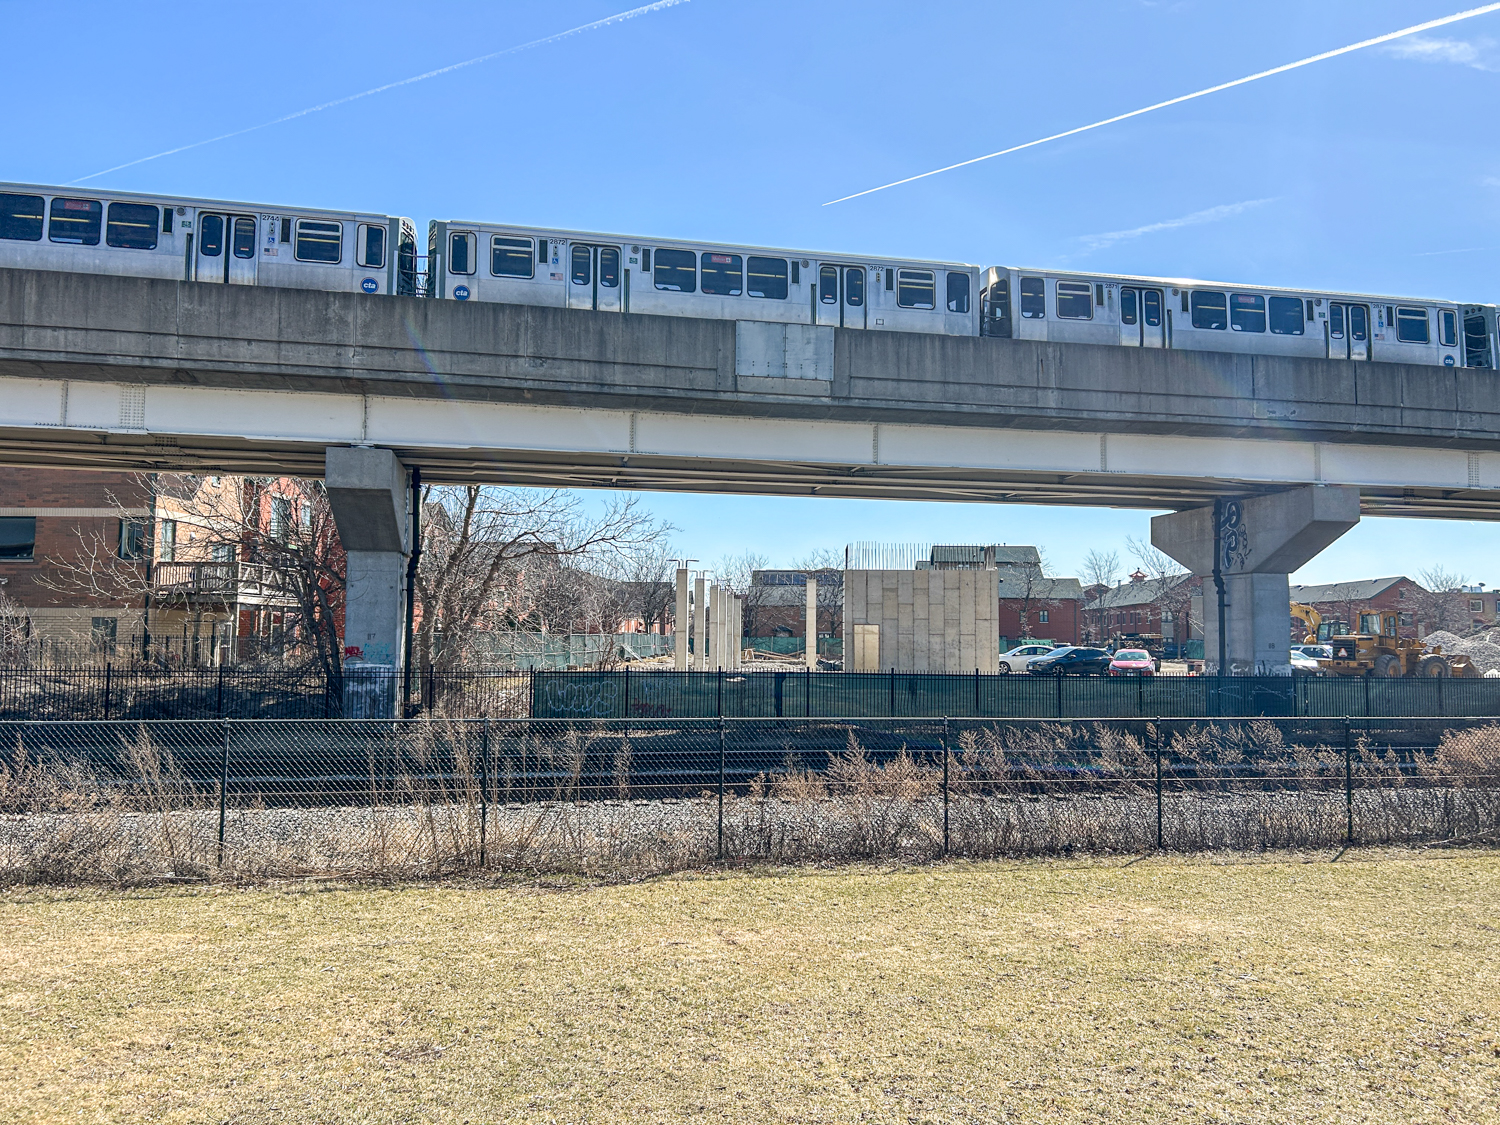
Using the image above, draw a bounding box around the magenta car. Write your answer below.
[1108,649,1156,676]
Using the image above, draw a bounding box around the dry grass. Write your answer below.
[1,852,1498,1123]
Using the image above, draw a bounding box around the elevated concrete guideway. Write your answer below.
[2,266,1500,518]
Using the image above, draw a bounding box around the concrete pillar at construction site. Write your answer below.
[1151,485,1360,675]
[693,575,707,671]
[734,594,743,669]
[325,445,410,716]
[711,583,725,669]
[805,576,819,670]
[674,567,689,670]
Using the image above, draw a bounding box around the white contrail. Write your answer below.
[69,0,691,185]
[1075,198,1276,254]
[824,2,1500,206]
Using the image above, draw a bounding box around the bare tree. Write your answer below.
[793,549,845,653]
[414,487,671,671]
[1413,566,1471,636]
[0,590,37,667]
[1008,550,1059,641]
[714,551,771,641]
[1080,548,1120,642]
[1124,535,1194,644]
[605,540,678,636]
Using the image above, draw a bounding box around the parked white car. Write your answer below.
[998,643,1057,673]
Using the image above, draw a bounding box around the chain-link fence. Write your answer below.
[2,716,1496,884]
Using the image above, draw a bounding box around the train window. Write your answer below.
[747,256,788,299]
[491,236,533,278]
[792,260,800,285]
[1142,289,1162,327]
[1441,309,1458,348]
[358,224,385,269]
[653,248,696,292]
[846,267,864,307]
[1120,288,1138,325]
[1349,305,1368,342]
[0,193,45,241]
[540,239,550,263]
[232,217,255,259]
[1396,306,1429,344]
[1269,296,1304,335]
[1055,281,1092,319]
[1230,293,1265,333]
[897,269,936,309]
[447,231,473,275]
[884,268,892,291]
[1329,304,1344,340]
[199,214,224,257]
[48,197,101,245]
[296,219,343,264]
[700,252,743,296]
[946,272,970,314]
[162,209,172,234]
[599,247,620,288]
[104,202,159,250]
[1465,316,1492,368]
[1385,305,1394,326]
[1190,291,1227,330]
[1019,276,1045,318]
[640,248,649,271]
[571,244,591,285]
[819,265,838,304]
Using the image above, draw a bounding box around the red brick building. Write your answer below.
[1288,577,1422,639]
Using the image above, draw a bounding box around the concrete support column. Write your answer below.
[674,567,688,670]
[805,577,818,670]
[1152,485,1360,675]
[693,575,707,671]
[325,446,410,715]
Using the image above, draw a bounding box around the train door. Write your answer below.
[1327,302,1369,360]
[196,212,258,285]
[1119,287,1165,347]
[566,243,623,312]
[814,264,866,328]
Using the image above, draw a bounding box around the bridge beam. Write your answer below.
[325,446,410,715]
[1152,485,1360,674]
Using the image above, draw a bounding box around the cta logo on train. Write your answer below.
[1,181,1491,370]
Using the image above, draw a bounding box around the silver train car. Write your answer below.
[981,266,1496,369]
[425,219,981,337]
[0,182,418,296]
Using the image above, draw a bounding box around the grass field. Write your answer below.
[3,852,1499,1123]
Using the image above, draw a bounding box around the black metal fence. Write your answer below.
[0,666,529,720]
[2,716,1497,883]
[8,667,1500,722]
[532,669,1500,720]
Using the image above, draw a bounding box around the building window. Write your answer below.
[90,616,118,656]
[1038,609,1049,623]
[158,519,177,562]
[0,516,37,560]
[1470,599,1484,612]
[211,543,235,563]
[270,497,292,541]
[1398,612,1413,627]
[118,519,147,561]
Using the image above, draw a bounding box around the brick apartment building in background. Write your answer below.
[1288,577,1423,640]
[0,468,316,665]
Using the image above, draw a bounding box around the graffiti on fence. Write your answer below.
[538,676,621,718]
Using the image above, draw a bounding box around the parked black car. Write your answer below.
[1026,646,1113,676]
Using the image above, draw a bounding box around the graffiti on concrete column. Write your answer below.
[1219,500,1252,572]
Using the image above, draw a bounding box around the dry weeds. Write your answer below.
[1,853,1498,1123]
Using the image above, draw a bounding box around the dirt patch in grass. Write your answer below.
[2,851,1499,1123]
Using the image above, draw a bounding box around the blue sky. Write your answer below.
[7,0,1500,585]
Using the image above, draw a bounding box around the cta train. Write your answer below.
[2,180,1493,370]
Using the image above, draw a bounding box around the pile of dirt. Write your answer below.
[1423,630,1500,674]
